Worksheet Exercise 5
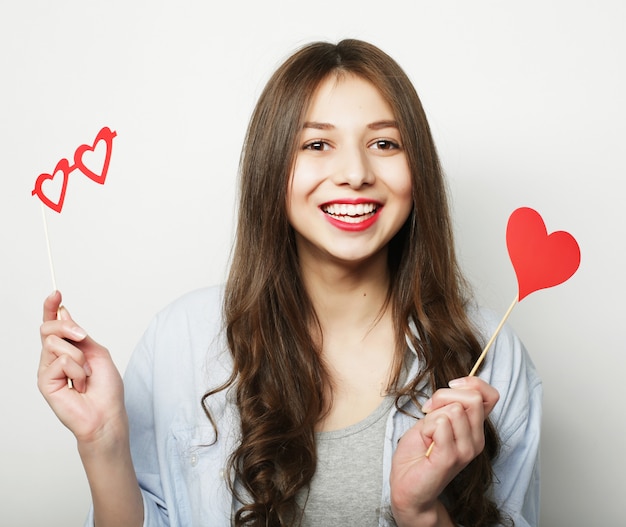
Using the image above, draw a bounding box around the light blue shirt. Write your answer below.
[86,285,541,526]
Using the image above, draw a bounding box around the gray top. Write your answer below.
[296,395,395,526]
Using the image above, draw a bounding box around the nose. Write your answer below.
[332,145,375,189]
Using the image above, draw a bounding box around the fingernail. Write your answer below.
[70,326,87,340]
[448,378,467,388]
[421,398,433,413]
[83,362,92,377]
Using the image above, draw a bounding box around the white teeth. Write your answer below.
[322,203,376,217]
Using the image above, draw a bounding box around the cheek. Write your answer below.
[391,165,414,208]
[375,154,412,192]
[392,172,414,228]
[287,157,323,207]
[291,156,322,188]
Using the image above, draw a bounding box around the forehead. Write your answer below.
[304,73,395,122]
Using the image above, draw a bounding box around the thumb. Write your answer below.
[43,290,63,322]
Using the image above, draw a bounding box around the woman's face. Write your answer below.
[287,73,413,270]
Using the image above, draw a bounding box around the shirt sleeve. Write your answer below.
[479,313,543,527]
[83,286,234,527]
[127,316,173,525]
[83,316,171,527]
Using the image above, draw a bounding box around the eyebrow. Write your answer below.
[302,119,399,131]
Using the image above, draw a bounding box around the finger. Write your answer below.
[40,334,91,376]
[425,402,472,443]
[423,379,498,417]
[421,413,456,464]
[439,402,482,459]
[422,389,487,452]
[422,406,479,468]
[43,290,62,322]
[423,387,485,418]
[40,317,88,345]
[449,377,500,415]
[38,353,88,394]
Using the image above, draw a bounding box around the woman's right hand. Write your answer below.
[37,291,128,447]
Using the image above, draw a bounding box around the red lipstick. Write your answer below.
[320,198,383,232]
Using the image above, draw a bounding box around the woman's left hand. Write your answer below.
[389,376,499,526]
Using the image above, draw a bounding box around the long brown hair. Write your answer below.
[203,39,510,526]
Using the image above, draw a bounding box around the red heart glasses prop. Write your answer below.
[73,126,117,185]
[426,206,580,457]
[32,126,116,390]
[32,126,117,213]
[31,159,72,214]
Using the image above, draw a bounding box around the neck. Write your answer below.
[299,249,391,338]
[298,249,400,431]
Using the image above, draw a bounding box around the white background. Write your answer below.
[2,1,624,525]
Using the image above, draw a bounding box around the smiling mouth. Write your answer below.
[321,202,379,223]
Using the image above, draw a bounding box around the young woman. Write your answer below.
[38,39,541,527]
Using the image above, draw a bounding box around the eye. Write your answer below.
[370,139,401,151]
[303,140,331,151]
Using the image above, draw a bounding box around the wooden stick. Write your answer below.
[424,294,519,458]
[40,203,58,292]
[468,295,518,377]
[40,204,73,389]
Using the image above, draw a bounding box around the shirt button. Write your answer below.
[190,453,198,467]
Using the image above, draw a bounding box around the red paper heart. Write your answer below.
[506,207,580,301]
[32,158,72,213]
[73,126,117,184]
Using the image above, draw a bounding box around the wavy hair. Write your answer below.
[203,39,510,526]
